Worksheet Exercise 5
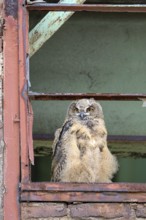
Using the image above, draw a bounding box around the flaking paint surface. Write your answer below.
[4,15,20,219]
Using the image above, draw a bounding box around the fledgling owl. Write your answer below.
[51,99,118,182]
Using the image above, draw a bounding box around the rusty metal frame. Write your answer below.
[3,0,20,219]
[27,3,146,12]
[18,2,146,204]
[19,0,34,184]
[29,92,146,101]
[20,182,146,203]
[3,0,146,210]
[4,0,33,218]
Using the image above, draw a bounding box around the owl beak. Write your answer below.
[79,112,87,120]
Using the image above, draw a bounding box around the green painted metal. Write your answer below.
[29,0,86,57]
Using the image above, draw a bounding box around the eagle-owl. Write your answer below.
[51,99,118,182]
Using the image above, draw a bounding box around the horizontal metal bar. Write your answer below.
[21,182,146,202]
[29,92,146,101]
[33,134,146,141]
[21,191,146,203]
[21,182,146,192]
[26,3,146,13]
[108,135,146,142]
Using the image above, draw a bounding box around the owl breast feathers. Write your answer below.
[51,98,119,182]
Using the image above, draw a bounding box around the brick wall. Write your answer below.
[21,202,146,220]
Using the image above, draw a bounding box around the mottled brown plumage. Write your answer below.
[51,99,118,182]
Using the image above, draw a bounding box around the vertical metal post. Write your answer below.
[3,0,20,219]
[18,1,31,183]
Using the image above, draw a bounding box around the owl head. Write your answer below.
[66,98,104,120]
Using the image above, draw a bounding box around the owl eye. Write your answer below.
[73,107,79,113]
[87,106,94,112]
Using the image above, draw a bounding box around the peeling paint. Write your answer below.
[29,0,86,57]
[5,0,18,19]
[3,13,20,220]
[27,100,34,165]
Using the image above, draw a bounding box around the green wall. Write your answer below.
[30,12,146,136]
[30,12,146,182]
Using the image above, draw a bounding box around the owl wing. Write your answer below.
[51,120,73,181]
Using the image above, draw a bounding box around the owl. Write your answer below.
[51,98,118,182]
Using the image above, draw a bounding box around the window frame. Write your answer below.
[22,2,146,203]
[4,3,146,217]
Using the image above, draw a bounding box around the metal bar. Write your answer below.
[21,182,146,192]
[33,134,146,141]
[21,191,146,203]
[27,3,146,12]
[29,92,146,101]
[19,1,31,183]
[27,100,34,165]
[108,135,146,142]
[3,0,20,219]
[29,0,86,57]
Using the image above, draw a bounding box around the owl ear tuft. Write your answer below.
[69,101,77,109]
[66,101,77,119]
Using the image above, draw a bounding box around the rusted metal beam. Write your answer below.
[29,0,86,57]
[4,0,20,219]
[28,92,146,101]
[27,3,146,13]
[21,191,146,203]
[33,134,146,141]
[21,182,146,192]
[21,183,146,202]
[19,1,33,182]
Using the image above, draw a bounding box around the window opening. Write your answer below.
[20,1,146,203]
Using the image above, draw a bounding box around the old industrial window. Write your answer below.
[21,0,146,202]
[4,2,146,215]
[30,11,146,183]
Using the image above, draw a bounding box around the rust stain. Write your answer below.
[28,92,146,101]
[21,182,146,193]
[18,0,31,183]
[4,15,20,219]
[27,100,34,165]
[27,3,146,13]
[21,191,146,203]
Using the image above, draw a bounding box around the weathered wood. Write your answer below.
[29,92,146,101]
[27,3,146,13]
[29,0,86,57]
